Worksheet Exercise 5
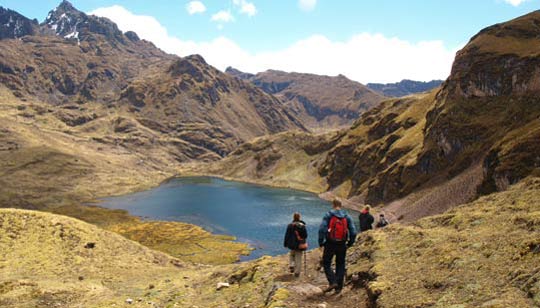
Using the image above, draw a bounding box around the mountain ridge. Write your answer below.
[366,79,444,97]
[0,1,305,163]
[226,67,386,130]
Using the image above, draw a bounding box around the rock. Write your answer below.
[289,283,323,298]
[125,298,133,304]
[316,303,327,308]
[216,282,230,290]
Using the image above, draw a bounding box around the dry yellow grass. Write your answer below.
[349,177,540,307]
[0,84,250,265]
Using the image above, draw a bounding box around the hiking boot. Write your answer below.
[323,283,338,293]
[294,272,300,278]
[334,288,342,294]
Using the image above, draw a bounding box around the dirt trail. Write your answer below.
[274,249,369,308]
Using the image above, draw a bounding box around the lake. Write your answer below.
[99,177,359,260]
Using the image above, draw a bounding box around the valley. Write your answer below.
[0,1,539,307]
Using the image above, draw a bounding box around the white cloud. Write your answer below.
[89,5,457,83]
[211,10,235,23]
[299,0,317,11]
[233,0,257,17]
[503,0,528,5]
[186,1,206,15]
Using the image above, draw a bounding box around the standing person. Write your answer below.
[318,199,357,294]
[283,212,308,277]
[359,205,375,232]
[376,213,389,228]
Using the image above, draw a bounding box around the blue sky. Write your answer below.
[1,0,538,82]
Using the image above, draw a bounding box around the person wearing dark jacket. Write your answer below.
[318,199,357,294]
[284,212,308,277]
[359,205,374,232]
[376,213,389,228]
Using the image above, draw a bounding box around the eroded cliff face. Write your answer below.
[320,11,540,209]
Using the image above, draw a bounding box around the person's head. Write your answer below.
[332,199,342,209]
[363,205,371,212]
[379,213,385,218]
[293,212,301,221]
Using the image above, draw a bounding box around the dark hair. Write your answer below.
[293,212,301,221]
[332,199,342,208]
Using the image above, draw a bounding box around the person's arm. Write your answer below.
[347,215,357,247]
[318,213,330,247]
[284,224,291,248]
[369,215,375,230]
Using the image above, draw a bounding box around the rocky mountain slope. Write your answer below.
[0,1,305,164]
[367,79,443,97]
[0,7,38,39]
[226,67,386,130]
[207,11,540,222]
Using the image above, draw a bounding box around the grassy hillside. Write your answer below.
[2,177,538,307]
[0,84,249,265]
[0,208,367,307]
[349,177,540,307]
[186,130,342,194]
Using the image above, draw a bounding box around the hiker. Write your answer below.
[283,212,308,277]
[359,205,374,232]
[376,213,389,228]
[318,199,357,294]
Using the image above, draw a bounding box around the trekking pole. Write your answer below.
[304,250,307,277]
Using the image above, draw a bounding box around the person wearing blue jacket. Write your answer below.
[318,199,357,294]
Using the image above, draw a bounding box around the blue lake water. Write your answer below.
[99,177,359,260]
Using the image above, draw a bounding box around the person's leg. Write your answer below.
[335,244,347,291]
[323,243,337,289]
[289,250,295,273]
[294,250,302,276]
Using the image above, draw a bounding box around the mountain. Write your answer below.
[226,67,386,130]
[0,7,38,39]
[366,79,444,97]
[206,11,540,222]
[0,0,307,228]
[0,1,305,173]
[1,4,540,308]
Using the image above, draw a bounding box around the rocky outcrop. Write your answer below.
[43,0,126,45]
[319,11,540,205]
[225,66,254,80]
[0,7,38,39]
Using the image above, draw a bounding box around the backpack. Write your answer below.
[327,215,348,241]
[286,222,306,250]
[295,229,308,250]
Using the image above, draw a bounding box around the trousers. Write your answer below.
[289,250,303,275]
[322,241,347,289]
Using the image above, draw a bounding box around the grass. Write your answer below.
[348,177,540,307]
[0,85,251,266]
